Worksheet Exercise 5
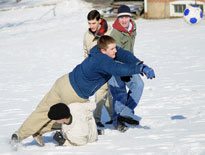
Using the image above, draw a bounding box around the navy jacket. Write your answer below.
[69,45,142,99]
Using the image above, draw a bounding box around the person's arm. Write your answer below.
[62,117,90,146]
[83,101,96,113]
[83,33,89,59]
[115,46,142,64]
[63,134,88,146]
[53,130,88,146]
[110,29,121,46]
[100,56,143,77]
[102,58,155,79]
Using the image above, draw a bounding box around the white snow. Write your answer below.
[0,0,205,154]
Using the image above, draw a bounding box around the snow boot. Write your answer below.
[105,120,113,124]
[96,122,105,128]
[118,115,139,126]
[97,129,105,135]
[10,132,19,151]
[116,122,128,133]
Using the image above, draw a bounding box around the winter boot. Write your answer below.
[105,120,113,124]
[10,132,19,151]
[97,129,105,135]
[96,122,105,128]
[116,122,128,133]
[118,115,139,126]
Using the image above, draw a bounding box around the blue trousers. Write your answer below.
[108,74,144,127]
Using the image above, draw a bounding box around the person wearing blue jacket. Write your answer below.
[11,35,155,147]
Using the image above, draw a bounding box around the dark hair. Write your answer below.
[97,35,116,50]
[48,103,71,120]
[87,10,101,21]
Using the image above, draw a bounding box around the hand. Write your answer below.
[141,65,155,79]
[53,131,66,146]
[120,76,132,82]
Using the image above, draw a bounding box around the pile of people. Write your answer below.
[11,5,155,147]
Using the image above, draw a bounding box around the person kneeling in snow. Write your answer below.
[48,102,98,146]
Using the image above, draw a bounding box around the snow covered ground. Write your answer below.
[0,0,205,154]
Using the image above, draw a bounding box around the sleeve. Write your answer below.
[115,46,142,64]
[85,104,95,122]
[105,25,111,36]
[62,114,90,146]
[63,125,89,146]
[83,101,96,113]
[63,134,88,146]
[83,33,89,59]
[100,56,142,76]
[110,29,121,46]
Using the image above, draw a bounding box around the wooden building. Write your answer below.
[144,0,205,18]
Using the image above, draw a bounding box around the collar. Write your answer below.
[89,18,108,40]
[112,19,135,35]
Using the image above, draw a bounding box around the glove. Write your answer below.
[120,76,132,82]
[141,65,155,79]
[53,131,66,146]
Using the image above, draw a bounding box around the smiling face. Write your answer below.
[101,43,117,59]
[118,16,131,29]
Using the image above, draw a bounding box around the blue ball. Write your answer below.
[183,5,203,24]
[200,11,203,18]
[190,18,197,24]
[184,9,190,16]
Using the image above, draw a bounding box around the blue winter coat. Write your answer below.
[69,45,142,99]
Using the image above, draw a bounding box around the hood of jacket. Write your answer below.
[112,19,136,35]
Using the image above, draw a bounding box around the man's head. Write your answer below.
[48,103,71,124]
[97,35,117,59]
[87,10,102,33]
[117,5,131,28]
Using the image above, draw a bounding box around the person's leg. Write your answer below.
[104,87,113,123]
[17,74,87,141]
[112,100,141,128]
[36,121,62,136]
[126,74,144,111]
[17,84,61,141]
[93,101,104,125]
[109,75,143,128]
[94,83,108,126]
[108,76,127,128]
[118,103,142,122]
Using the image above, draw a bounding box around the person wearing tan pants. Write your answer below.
[11,35,155,147]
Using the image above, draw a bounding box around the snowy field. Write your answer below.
[0,0,205,154]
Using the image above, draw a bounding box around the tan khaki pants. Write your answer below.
[94,83,112,123]
[17,74,87,140]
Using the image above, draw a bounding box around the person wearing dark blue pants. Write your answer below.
[108,5,146,130]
